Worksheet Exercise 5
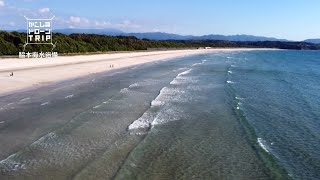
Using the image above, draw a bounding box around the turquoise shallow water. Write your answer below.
[0,50,319,179]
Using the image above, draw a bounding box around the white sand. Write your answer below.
[0,49,265,95]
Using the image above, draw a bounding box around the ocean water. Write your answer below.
[0,50,319,179]
[227,50,320,179]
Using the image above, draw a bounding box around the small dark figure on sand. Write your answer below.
[10,72,13,77]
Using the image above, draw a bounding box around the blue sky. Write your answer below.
[0,0,319,41]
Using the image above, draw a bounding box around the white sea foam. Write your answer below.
[231,65,236,67]
[170,69,193,85]
[128,108,156,130]
[0,103,15,111]
[149,88,186,126]
[237,102,242,110]
[151,100,165,107]
[173,68,186,72]
[170,79,181,85]
[192,62,202,67]
[178,69,192,76]
[92,78,96,82]
[93,105,102,109]
[235,96,244,100]
[150,88,170,107]
[128,87,171,131]
[128,75,189,132]
[40,102,50,106]
[128,117,151,130]
[151,107,184,126]
[257,138,270,153]
[129,83,140,88]
[0,153,26,171]
[202,59,207,62]
[0,121,5,124]
[120,88,129,93]
[12,163,26,171]
[20,97,30,102]
[227,81,234,84]
[228,71,233,74]
[161,87,185,95]
[171,77,198,85]
[65,94,74,99]
[0,153,17,164]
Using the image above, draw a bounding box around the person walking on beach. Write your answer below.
[10,72,13,77]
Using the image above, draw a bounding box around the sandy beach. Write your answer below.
[0,48,259,95]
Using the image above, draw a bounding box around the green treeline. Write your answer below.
[1,31,319,56]
[0,31,190,55]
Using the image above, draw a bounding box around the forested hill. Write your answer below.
[1,31,319,56]
[0,31,190,55]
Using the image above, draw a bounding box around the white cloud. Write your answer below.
[94,20,111,28]
[117,20,141,29]
[38,7,50,13]
[69,16,81,23]
[68,16,91,27]
[0,0,5,7]
[82,18,89,24]
[152,28,160,32]
[0,2,163,33]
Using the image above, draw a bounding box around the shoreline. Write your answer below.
[0,49,294,179]
[0,48,275,96]
[0,48,277,59]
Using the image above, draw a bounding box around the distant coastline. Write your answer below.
[1,31,319,57]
